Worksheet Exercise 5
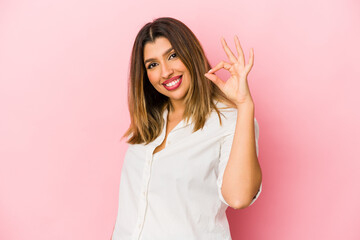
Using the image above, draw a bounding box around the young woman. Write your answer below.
[111,17,262,240]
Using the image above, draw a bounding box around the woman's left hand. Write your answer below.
[204,36,254,107]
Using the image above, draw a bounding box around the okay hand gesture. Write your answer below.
[204,36,255,107]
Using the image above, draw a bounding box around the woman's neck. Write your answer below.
[168,99,185,119]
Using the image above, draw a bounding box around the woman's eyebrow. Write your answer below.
[144,47,174,65]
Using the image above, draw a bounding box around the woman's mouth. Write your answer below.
[162,75,182,90]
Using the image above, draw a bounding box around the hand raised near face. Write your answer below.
[204,36,255,107]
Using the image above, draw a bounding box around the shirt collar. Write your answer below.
[162,107,193,131]
[151,107,194,146]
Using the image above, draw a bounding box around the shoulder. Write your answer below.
[214,100,238,121]
[215,101,260,137]
[202,101,238,133]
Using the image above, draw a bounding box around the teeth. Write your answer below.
[165,77,181,87]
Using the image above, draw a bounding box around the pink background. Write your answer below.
[1,0,359,239]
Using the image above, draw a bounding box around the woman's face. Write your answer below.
[143,37,191,106]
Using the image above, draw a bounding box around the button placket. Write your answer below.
[134,146,158,240]
[134,110,191,240]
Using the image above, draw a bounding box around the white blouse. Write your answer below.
[112,101,262,240]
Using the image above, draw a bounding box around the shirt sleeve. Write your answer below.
[217,117,262,207]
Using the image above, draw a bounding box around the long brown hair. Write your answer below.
[122,17,236,144]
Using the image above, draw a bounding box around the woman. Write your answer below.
[112,17,262,240]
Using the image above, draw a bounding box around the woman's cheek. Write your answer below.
[147,72,157,86]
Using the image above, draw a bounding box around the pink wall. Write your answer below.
[1,0,359,239]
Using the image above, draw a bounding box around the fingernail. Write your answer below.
[208,69,212,73]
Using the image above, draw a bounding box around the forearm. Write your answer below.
[221,102,262,209]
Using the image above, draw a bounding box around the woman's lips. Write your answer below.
[163,76,182,90]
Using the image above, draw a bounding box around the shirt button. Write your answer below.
[143,191,146,196]
[138,223,142,229]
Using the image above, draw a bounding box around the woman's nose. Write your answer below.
[161,63,174,79]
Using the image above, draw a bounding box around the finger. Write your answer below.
[221,37,238,64]
[207,60,232,74]
[234,35,245,66]
[204,72,225,90]
[245,48,254,73]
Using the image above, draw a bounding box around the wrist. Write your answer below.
[236,100,254,111]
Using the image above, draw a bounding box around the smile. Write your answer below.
[162,76,182,90]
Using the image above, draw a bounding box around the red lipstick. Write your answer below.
[162,75,182,91]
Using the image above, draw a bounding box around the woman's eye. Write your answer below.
[147,63,156,69]
[169,53,177,59]
[147,53,176,69]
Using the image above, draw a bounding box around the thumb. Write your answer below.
[204,73,225,90]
